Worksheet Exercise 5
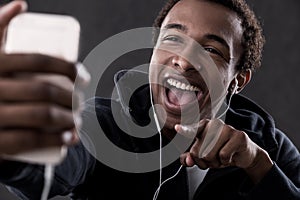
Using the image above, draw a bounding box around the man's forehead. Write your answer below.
[162,0,243,54]
[163,0,242,30]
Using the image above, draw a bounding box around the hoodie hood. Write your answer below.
[114,69,152,126]
[226,95,278,152]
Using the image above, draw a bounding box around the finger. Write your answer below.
[0,53,79,81]
[188,137,219,169]
[0,78,80,109]
[219,130,249,167]
[0,104,75,130]
[180,152,195,167]
[175,119,208,139]
[180,152,209,169]
[182,151,209,169]
[180,152,189,166]
[193,157,209,170]
[201,124,234,168]
[218,141,236,167]
[198,118,225,158]
[0,1,27,46]
[0,129,77,155]
[0,1,27,27]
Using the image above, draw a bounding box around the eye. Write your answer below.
[162,35,183,44]
[204,47,224,58]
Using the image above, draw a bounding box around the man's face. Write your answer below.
[149,0,243,135]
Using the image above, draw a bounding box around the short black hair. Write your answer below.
[153,0,265,72]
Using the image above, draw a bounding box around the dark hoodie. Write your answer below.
[0,70,299,200]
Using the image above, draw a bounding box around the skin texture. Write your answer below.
[149,0,273,184]
[0,1,89,156]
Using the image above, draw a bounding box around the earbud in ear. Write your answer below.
[229,78,239,95]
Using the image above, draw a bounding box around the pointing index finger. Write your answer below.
[175,119,208,139]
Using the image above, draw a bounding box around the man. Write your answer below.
[0,0,299,200]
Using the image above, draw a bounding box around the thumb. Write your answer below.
[0,0,27,47]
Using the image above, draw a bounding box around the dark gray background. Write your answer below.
[1,0,299,199]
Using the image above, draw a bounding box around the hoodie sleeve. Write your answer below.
[239,129,300,199]
[0,141,96,200]
[0,99,99,199]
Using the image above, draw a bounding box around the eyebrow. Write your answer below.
[163,23,230,51]
[204,34,229,52]
[163,23,188,33]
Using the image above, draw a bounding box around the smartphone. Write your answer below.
[3,12,80,165]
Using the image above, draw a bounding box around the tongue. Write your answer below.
[168,87,196,106]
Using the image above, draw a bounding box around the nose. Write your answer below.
[171,55,195,72]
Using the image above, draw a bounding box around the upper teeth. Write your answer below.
[167,78,200,92]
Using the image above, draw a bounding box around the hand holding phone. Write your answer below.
[2,12,81,165]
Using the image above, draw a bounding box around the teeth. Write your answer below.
[167,78,200,92]
[180,83,186,90]
[176,82,181,88]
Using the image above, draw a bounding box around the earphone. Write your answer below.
[229,77,239,95]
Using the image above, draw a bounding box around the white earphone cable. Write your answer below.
[149,83,163,200]
[149,80,236,200]
[41,164,55,200]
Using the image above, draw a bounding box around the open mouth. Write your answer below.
[165,78,204,108]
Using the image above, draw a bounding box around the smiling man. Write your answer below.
[150,0,244,133]
[0,0,299,200]
[150,0,267,173]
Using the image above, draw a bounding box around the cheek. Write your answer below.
[150,49,172,64]
[149,50,171,90]
[149,50,162,78]
[224,68,237,89]
[214,63,236,89]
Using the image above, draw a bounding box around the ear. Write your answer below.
[235,69,252,93]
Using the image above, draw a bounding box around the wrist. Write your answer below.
[244,149,274,184]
